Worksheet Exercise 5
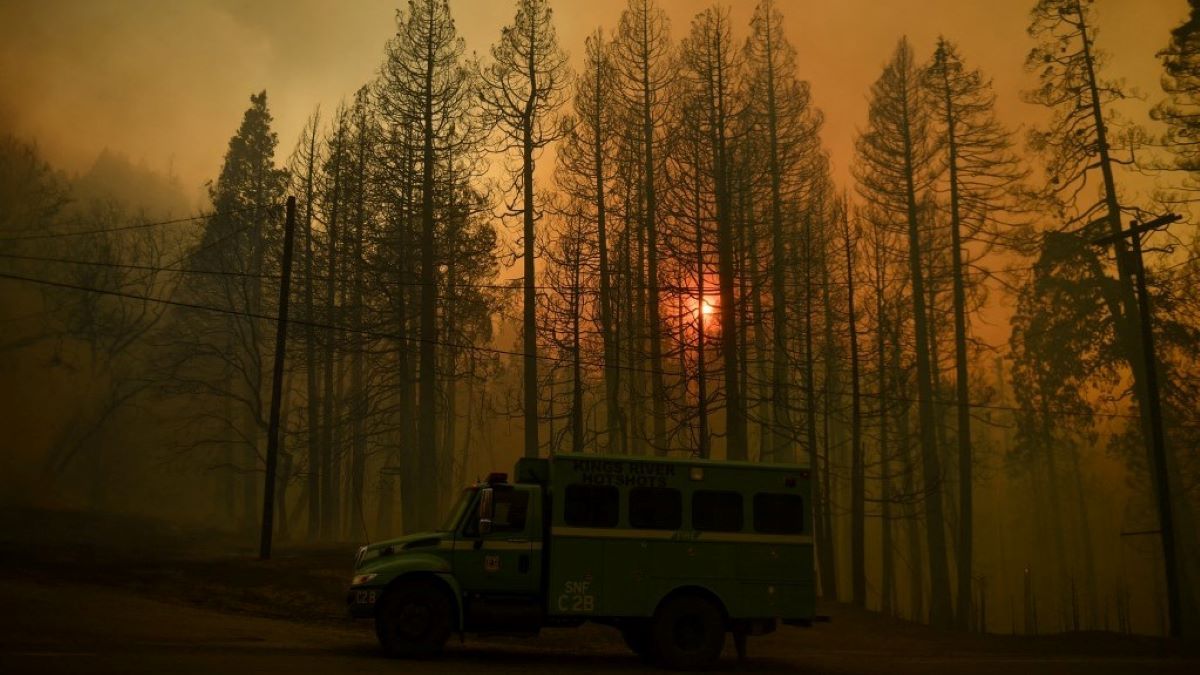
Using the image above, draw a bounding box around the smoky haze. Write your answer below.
[1,0,1199,662]
[0,0,1181,195]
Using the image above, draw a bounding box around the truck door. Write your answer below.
[454,485,539,598]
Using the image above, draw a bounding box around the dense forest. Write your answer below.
[1,0,1198,640]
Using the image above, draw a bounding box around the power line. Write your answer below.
[0,250,271,281]
[8,208,1192,295]
[0,209,1040,288]
[2,250,1193,299]
[6,242,1195,372]
[11,245,1187,294]
[5,249,1194,353]
[1,267,1188,427]
[0,205,276,242]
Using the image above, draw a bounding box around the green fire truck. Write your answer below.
[347,453,814,669]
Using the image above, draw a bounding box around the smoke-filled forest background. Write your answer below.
[1,0,1198,641]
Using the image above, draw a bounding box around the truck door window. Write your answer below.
[629,487,682,530]
[753,493,804,534]
[564,484,619,527]
[463,489,529,537]
[692,490,743,532]
[439,489,474,532]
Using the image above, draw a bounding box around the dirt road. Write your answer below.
[1,573,1196,675]
[0,508,1195,674]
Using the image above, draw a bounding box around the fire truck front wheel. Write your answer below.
[650,593,725,670]
[374,579,453,658]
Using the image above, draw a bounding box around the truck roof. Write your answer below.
[514,453,811,486]
[551,452,810,472]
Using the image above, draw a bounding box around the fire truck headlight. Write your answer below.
[352,573,378,586]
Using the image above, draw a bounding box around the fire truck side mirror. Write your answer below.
[477,487,494,536]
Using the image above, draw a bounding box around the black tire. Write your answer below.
[374,580,453,658]
[620,621,655,662]
[650,594,725,670]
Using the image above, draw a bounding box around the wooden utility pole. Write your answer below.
[260,196,298,560]
[843,204,865,609]
[1092,213,1181,638]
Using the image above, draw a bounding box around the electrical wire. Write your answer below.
[0,205,274,242]
[0,247,1129,292]
[1,267,1191,427]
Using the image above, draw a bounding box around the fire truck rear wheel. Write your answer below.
[375,580,452,658]
[650,594,725,670]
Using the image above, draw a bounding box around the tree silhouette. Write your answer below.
[855,38,954,628]
[481,0,570,459]
[377,0,479,527]
[925,36,1025,628]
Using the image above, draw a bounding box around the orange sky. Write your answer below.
[0,0,1186,202]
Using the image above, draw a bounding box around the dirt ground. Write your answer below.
[0,507,1196,674]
